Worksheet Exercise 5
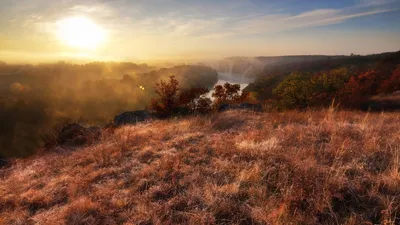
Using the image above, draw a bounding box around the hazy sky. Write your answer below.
[1,0,400,62]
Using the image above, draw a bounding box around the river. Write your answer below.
[206,72,254,98]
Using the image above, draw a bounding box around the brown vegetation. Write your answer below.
[1,109,400,224]
[149,76,250,118]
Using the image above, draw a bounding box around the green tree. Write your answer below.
[309,67,351,106]
[272,72,313,108]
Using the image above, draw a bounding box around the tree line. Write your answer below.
[245,51,400,110]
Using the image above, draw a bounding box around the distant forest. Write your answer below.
[243,51,400,109]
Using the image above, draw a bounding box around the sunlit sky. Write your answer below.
[0,0,400,63]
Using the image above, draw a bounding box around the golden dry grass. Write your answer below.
[1,110,400,225]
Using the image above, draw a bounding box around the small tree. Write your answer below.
[223,83,241,102]
[211,82,242,108]
[272,72,313,108]
[308,67,351,106]
[150,76,212,117]
[150,76,180,118]
[212,85,225,105]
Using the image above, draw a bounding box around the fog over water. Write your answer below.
[217,72,253,87]
[207,72,254,99]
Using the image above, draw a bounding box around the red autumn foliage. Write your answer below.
[380,65,400,94]
[339,70,380,106]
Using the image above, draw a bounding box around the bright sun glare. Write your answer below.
[56,16,106,50]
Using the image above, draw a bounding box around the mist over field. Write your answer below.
[0,62,218,157]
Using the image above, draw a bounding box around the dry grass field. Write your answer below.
[1,109,399,225]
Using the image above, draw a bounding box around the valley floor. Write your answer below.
[1,110,400,225]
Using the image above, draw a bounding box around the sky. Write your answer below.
[0,0,400,63]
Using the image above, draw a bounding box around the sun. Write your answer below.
[56,16,106,50]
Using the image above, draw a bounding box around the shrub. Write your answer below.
[150,76,180,118]
[40,120,73,150]
[150,76,212,117]
[41,122,101,150]
[211,83,242,109]
[195,97,213,114]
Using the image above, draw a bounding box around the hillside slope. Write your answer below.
[1,110,400,224]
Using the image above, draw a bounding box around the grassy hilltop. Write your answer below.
[1,109,399,225]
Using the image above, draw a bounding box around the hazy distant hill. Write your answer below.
[207,51,400,80]
[0,62,155,90]
[207,55,345,78]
